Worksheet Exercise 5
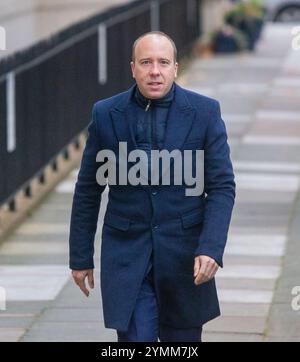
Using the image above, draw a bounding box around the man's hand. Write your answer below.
[72,269,94,297]
[194,255,219,286]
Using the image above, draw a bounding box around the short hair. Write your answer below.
[131,31,177,63]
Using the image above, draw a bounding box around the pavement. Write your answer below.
[0,22,300,342]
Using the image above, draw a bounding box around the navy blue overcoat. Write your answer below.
[69,83,236,332]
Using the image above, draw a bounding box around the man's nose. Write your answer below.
[150,63,160,76]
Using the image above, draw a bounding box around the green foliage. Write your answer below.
[225,0,265,24]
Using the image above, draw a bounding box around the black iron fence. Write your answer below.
[0,0,202,207]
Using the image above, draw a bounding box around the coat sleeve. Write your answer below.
[69,104,106,270]
[194,100,236,268]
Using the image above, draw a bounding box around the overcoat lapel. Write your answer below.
[109,83,196,185]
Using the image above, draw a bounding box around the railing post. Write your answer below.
[39,172,45,184]
[74,138,80,150]
[6,72,16,153]
[63,149,69,160]
[52,160,58,171]
[151,0,160,31]
[8,199,16,212]
[187,0,197,28]
[98,24,107,85]
[24,185,32,197]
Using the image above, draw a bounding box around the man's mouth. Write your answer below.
[148,82,162,86]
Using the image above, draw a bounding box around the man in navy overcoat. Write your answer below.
[69,31,235,342]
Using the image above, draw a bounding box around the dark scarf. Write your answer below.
[134,83,175,109]
[133,83,175,149]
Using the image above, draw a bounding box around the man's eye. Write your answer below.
[142,60,150,65]
[161,60,170,65]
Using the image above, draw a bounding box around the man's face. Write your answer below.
[130,35,178,99]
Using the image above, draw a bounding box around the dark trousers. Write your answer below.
[117,263,202,342]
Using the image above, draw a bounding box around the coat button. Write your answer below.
[152,191,157,196]
[153,225,159,229]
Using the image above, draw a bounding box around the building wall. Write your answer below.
[0,0,38,20]
[201,0,231,35]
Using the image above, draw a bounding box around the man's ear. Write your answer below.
[175,62,179,78]
[130,61,135,78]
